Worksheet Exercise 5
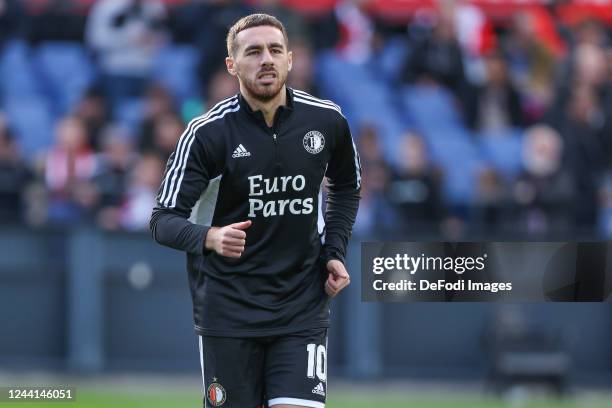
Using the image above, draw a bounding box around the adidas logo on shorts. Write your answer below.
[311,382,325,396]
[232,144,251,158]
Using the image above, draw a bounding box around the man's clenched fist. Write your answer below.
[325,259,350,297]
[205,220,252,258]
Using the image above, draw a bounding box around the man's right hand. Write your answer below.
[204,220,252,258]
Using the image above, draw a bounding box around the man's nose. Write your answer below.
[260,49,274,65]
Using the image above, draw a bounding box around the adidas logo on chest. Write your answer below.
[232,144,251,158]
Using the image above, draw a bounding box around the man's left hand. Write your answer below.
[325,259,350,297]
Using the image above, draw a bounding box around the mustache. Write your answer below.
[257,67,278,77]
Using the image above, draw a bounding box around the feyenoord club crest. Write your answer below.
[303,131,325,154]
[207,378,226,406]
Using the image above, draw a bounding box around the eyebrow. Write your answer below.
[243,42,285,53]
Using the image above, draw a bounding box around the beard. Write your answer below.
[241,68,288,102]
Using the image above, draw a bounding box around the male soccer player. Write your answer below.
[150,13,361,408]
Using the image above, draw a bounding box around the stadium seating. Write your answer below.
[399,85,463,131]
[375,35,410,84]
[152,45,200,104]
[4,96,55,158]
[422,127,486,204]
[316,51,501,204]
[316,51,407,166]
[0,40,41,98]
[33,42,96,115]
[479,129,524,179]
[114,98,145,135]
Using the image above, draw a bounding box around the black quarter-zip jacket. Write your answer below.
[149,88,361,337]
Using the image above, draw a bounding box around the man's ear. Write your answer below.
[226,56,237,76]
[287,50,293,72]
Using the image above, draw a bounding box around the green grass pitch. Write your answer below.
[2,389,611,408]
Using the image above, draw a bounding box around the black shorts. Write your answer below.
[198,328,328,408]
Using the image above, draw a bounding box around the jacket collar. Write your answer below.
[238,86,295,120]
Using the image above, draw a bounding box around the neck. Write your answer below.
[240,85,287,127]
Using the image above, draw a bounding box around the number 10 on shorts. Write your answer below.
[306,343,327,381]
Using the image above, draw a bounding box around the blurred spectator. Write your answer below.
[445,0,496,83]
[170,0,250,94]
[574,43,609,92]
[555,42,609,106]
[0,114,32,223]
[334,0,374,64]
[0,0,24,50]
[465,51,524,132]
[557,82,609,230]
[512,125,574,235]
[255,0,309,42]
[556,19,608,89]
[139,83,176,151]
[357,124,385,166]
[93,125,135,230]
[0,1,607,239]
[352,125,398,236]
[402,11,465,97]
[502,11,557,121]
[474,167,508,231]
[119,152,164,230]
[573,19,608,49]
[605,46,612,168]
[206,67,240,107]
[45,116,98,223]
[73,87,110,150]
[599,173,612,238]
[287,39,318,94]
[386,131,443,234]
[26,0,87,43]
[86,0,167,109]
[451,0,492,57]
[148,112,183,160]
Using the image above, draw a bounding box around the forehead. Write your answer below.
[235,25,286,50]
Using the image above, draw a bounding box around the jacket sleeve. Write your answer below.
[149,124,223,255]
[322,115,362,264]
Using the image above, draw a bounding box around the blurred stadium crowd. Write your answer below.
[1,0,612,238]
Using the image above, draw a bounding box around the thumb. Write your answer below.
[327,262,338,275]
[327,260,347,277]
[327,260,336,272]
[230,220,252,230]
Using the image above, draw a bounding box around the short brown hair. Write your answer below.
[226,14,288,57]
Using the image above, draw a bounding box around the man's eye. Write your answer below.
[247,50,259,55]
[272,49,282,54]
